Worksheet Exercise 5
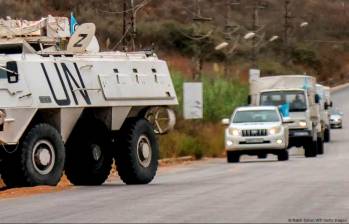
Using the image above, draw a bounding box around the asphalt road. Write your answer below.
[0,88,349,223]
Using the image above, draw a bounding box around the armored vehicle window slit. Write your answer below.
[152,68,158,83]
[6,61,18,83]
[133,68,139,83]
[113,68,120,84]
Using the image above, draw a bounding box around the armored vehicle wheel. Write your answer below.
[227,151,240,163]
[1,124,65,187]
[317,137,324,155]
[304,139,317,158]
[115,118,159,185]
[277,150,289,161]
[65,120,113,186]
[324,128,330,143]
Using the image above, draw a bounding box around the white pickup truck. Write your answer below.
[223,106,289,163]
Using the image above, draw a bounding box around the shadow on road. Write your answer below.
[99,183,160,188]
[238,159,281,164]
[0,186,8,192]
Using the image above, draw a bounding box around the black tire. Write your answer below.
[227,151,240,163]
[257,154,267,159]
[115,118,159,185]
[1,124,65,187]
[0,148,26,187]
[277,150,289,161]
[0,145,22,187]
[304,138,317,158]
[65,120,113,186]
[324,128,330,143]
[317,137,324,155]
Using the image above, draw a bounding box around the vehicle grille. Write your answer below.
[241,129,268,137]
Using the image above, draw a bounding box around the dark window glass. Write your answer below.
[233,110,280,123]
[261,91,307,112]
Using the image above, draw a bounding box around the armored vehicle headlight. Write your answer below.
[299,121,307,128]
[269,126,282,135]
[229,128,240,137]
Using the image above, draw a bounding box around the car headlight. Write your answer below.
[269,126,282,135]
[228,128,240,137]
[299,121,307,128]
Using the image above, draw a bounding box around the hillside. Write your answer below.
[1,0,349,83]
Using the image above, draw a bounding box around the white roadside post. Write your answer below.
[183,82,203,120]
[249,68,260,83]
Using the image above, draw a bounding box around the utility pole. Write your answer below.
[122,0,127,51]
[251,0,266,67]
[195,0,201,18]
[191,0,212,81]
[130,0,136,51]
[224,0,232,77]
[224,0,232,40]
[283,0,292,48]
[192,0,201,80]
[251,1,258,66]
[121,0,136,52]
[223,0,240,77]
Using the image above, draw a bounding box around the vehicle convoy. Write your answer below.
[316,84,332,142]
[0,16,178,187]
[249,75,323,157]
[223,106,289,163]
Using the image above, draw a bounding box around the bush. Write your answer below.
[171,71,248,121]
[291,47,321,71]
[159,120,224,160]
[158,70,248,160]
[203,76,248,121]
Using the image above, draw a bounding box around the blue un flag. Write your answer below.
[279,103,290,118]
[70,12,78,35]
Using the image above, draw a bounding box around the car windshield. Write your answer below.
[330,109,342,116]
[260,91,307,112]
[232,110,280,123]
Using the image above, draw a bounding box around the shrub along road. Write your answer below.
[0,87,348,223]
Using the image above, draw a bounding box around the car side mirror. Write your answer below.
[324,102,329,110]
[221,118,230,125]
[247,95,251,105]
[315,94,320,104]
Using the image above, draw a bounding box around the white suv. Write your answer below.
[223,106,289,163]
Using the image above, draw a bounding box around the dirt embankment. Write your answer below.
[0,176,71,199]
[0,157,197,200]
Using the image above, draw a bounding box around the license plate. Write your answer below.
[293,132,308,137]
[246,138,264,143]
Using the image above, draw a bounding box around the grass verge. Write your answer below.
[159,70,248,159]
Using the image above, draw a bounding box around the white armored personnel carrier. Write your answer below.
[0,16,177,187]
